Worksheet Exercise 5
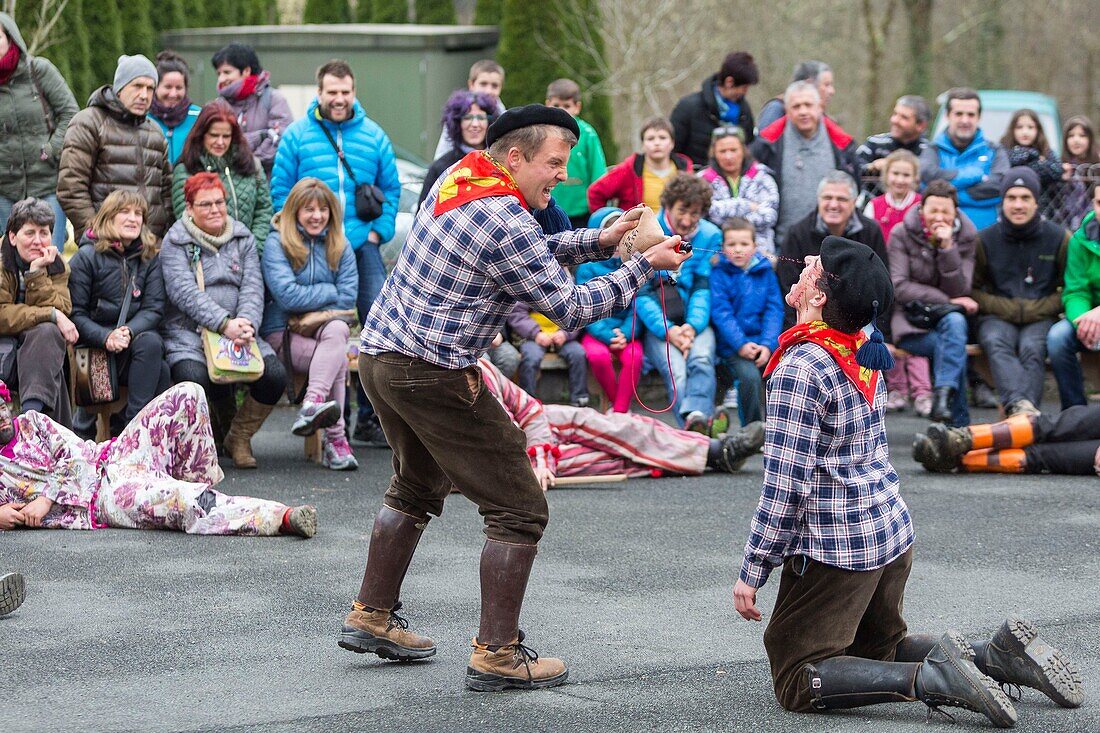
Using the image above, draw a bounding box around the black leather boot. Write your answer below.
[806,633,1016,727]
[899,619,1085,709]
[978,617,1084,708]
[930,386,955,423]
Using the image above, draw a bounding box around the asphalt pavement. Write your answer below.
[2,405,1098,733]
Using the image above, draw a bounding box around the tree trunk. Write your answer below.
[903,0,934,101]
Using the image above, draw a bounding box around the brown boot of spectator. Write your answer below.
[465,540,568,691]
[224,396,274,469]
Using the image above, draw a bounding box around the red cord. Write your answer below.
[629,275,677,414]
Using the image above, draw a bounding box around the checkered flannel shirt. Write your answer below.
[361,184,654,369]
[738,342,914,588]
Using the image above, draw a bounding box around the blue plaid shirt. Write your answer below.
[739,343,914,588]
[361,180,654,369]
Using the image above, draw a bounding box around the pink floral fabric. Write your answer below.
[0,383,287,535]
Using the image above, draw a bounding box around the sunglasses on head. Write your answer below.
[711,125,745,141]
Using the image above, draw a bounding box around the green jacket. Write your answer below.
[554,116,607,218]
[172,151,273,250]
[0,13,78,200]
[1063,211,1100,324]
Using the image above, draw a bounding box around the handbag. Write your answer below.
[902,300,966,330]
[287,309,356,338]
[72,269,136,407]
[317,122,387,222]
[193,254,265,384]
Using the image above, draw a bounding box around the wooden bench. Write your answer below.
[893,344,1100,406]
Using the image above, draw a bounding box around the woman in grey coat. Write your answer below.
[160,171,287,469]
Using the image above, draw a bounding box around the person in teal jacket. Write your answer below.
[919,88,1009,230]
[577,208,643,413]
[709,217,783,426]
[270,60,401,445]
[545,79,607,229]
[636,175,720,429]
[149,51,201,165]
[1048,189,1100,409]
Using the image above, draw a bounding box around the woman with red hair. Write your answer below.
[172,101,272,248]
[160,172,287,469]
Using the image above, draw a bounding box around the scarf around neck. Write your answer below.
[765,320,880,404]
[219,71,268,103]
[150,96,193,128]
[0,41,20,86]
[434,150,527,215]
[183,215,234,252]
[1002,211,1043,244]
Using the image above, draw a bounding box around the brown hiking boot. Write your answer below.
[466,630,568,691]
[338,603,436,661]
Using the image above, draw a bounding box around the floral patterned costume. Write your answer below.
[0,383,288,534]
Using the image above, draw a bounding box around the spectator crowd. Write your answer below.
[2,10,1100,497]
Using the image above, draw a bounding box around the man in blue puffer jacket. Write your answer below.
[272,59,401,447]
[636,174,720,429]
[920,88,1009,230]
[710,217,783,426]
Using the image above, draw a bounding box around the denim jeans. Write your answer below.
[719,354,764,424]
[1047,317,1090,409]
[644,326,716,426]
[355,242,387,421]
[977,316,1053,408]
[0,194,67,248]
[897,311,970,426]
[518,338,589,403]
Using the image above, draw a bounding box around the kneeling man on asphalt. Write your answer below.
[732,236,1083,727]
[339,105,689,691]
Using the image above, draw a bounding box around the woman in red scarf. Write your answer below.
[211,42,294,175]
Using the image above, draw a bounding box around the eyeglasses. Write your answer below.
[193,199,227,211]
[462,114,490,123]
[711,125,745,141]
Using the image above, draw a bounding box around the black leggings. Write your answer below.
[171,354,287,406]
[117,331,172,422]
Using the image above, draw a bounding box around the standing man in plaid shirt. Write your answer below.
[732,236,1083,726]
[337,105,690,691]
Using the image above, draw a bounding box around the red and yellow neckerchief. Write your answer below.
[764,320,879,404]
[433,150,527,215]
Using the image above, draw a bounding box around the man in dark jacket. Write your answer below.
[973,167,1069,416]
[670,51,759,167]
[0,14,78,247]
[751,81,858,247]
[856,95,930,194]
[779,171,888,332]
[58,55,173,238]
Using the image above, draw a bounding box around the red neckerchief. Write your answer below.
[433,150,527,216]
[0,43,20,85]
[236,74,261,101]
[764,320,879,404]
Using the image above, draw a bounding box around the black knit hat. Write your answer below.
[486,104,580,148]
[999,166,1041,200]
[820,236,895,370]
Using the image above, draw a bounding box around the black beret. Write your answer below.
[486,104,581,148]
[820,235,893,326]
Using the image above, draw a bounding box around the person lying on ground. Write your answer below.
[0,380,315,537]
[476,355,763,490]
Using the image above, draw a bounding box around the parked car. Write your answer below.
[931,90,1062,155]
